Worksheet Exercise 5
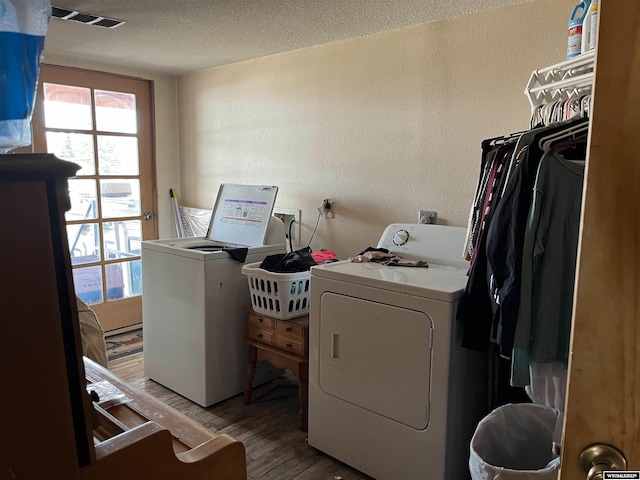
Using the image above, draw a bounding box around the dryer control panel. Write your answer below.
[378,223,470,268]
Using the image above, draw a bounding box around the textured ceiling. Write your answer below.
[44,0,531,75]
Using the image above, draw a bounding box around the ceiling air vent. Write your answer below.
[51,6,125,29]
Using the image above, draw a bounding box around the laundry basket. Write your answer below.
[241,262,310,320]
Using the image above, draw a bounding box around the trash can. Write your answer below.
[469,403,561,480]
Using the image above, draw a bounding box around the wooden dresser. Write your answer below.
[243,308,309,431]
[1,154,246,480]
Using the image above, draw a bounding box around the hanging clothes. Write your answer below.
[510,150,585,387]
[457,116,588,407]
[457,141,516,353]
[462,148,494,262]
[484,117,588,360]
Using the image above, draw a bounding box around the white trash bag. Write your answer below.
[469,403,560,480]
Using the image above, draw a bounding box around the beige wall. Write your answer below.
[40,54,181,239]
[43,0,576,257]
[178,0,574,259]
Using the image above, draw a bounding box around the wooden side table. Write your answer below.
[242,308,309,431]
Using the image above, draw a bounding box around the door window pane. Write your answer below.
[103,220,141,260]
[100,179,140,218]
[105,263,124,300]
[67,223,100,265]
[107,260,142,301]
[95,89,137,134]
[43,83,92,130]
[46,132,95,175]
[73,265,103,306]
[97,135,139,175]
[66,179,98,221]
[128,259,142,296]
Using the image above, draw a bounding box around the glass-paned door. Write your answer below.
[32,65,157,332]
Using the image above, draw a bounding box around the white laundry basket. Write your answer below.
[469,403,560,480]
[241,262,310,320]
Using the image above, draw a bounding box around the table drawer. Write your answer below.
[248,314,275,331]
[275,335,306,356]
[275,321,306,341]
[248,327,275,345]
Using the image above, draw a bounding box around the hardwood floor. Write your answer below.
[108,353,372,480]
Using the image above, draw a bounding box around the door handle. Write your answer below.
[143,211,155,220]
[580,443,627,480]
[330,331,340,361]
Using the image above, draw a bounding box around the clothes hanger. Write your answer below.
[540,123,589,151]
[530,104,545,129]
[581,95,592,118]
[555,100,567,123]
[547,100,563,125]
[552,140,588,165]
[483,129,528,149]
[563,98,575,120]
[542,102,555,126]
[540,122,589,152]
[551,101,563,124]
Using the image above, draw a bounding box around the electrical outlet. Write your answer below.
[418,210,437,224]
[273,207,301,246]
[323,199,334,219]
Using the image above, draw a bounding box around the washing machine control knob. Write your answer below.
[392,229,410,246]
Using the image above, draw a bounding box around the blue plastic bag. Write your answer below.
[0,0,51,153]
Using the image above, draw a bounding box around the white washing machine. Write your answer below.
[308,224,489,480]
[142,184,286,407]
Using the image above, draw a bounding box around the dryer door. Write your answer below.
[318,292,433,429]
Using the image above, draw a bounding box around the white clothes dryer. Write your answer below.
[308,224,488,480]
[142,184,286,407]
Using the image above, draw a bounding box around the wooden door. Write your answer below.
[32,65,157,332]
[561,0,640,477]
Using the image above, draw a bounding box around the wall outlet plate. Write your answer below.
[418,210,437,224]
[323,198,334,219]
[273,207,301,246]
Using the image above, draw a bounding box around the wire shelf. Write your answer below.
[525,50,596,110]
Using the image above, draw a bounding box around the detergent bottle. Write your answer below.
[567,0,591,59]
[581,0,598,53]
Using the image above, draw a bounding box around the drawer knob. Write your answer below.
[286,327,292,332]
[257,333,263,338]
[286,343,292,348]
[258,318,263,323]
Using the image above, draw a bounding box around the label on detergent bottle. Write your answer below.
[567,24,583,57]
[589,6,598,50]
[567,0,590,59]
